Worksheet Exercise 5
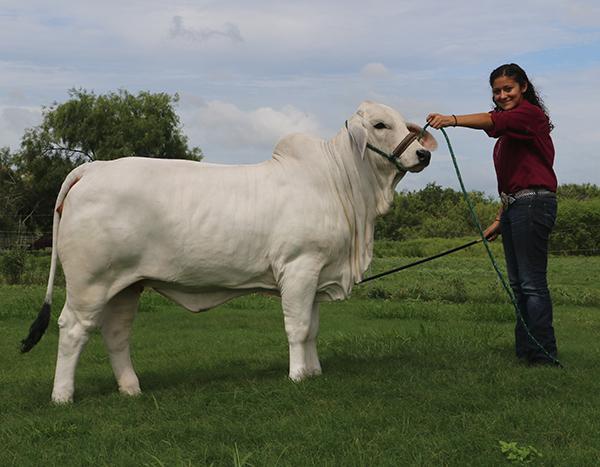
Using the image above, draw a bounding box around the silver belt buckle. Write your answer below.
[500,192,515,208]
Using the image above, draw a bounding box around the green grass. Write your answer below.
[1,250,600,465]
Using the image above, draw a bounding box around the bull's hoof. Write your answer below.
[51,393,74,404]
[119,384,142,397]
[289,367,321,382]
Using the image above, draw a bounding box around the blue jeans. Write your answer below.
[500,195,557,362]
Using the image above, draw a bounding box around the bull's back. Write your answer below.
[58,160,275,279]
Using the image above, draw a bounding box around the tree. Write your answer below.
[0,147,22,231]
[12,89,203,232]
[21,88,202,162]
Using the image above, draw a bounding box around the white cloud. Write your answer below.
[360,63,392,80]
[183,99,322,162]
[0,106,42,150]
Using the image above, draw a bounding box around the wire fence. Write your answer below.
[0,231,52,250]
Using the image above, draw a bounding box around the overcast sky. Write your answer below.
[1,0,599,195]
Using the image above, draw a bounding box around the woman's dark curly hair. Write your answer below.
[489,63,554,131]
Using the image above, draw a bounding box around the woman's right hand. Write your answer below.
[426,113,455,129]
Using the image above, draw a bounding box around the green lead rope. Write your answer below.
[424,124,562,368]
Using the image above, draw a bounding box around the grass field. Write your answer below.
[1,242,600,466]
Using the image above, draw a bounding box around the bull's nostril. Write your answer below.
[417,149,431,164]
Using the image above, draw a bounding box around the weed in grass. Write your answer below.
[366,285,393,300]
[499,440,542,464]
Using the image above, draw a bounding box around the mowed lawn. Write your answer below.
[1,247,600,466]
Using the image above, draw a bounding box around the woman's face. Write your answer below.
[491,76,527,111]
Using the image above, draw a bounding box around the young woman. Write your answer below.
[427,63,558,365]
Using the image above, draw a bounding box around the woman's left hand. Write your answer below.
[426,113,454,129]
[483,219,501,241]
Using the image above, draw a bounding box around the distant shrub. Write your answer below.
[375,182,499,241]
[557,183,600,200]
[1,247,27,284]
[551,199,600,255]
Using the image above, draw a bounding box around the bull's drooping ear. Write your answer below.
[407,122,438,151]
[347,115,368,158]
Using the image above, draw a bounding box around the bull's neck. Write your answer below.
[330,130,402,217]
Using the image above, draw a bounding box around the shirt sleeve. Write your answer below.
[485,104,547,140]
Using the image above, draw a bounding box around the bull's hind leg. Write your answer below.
[52,303,94,403]
[100,285,142,397]
[279,263,321,381]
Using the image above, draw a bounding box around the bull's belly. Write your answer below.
[147,278,348,313]
[148,283,279,312]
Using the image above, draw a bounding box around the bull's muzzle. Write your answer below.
[416,149,431,167]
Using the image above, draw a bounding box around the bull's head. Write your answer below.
[346,101,437,174]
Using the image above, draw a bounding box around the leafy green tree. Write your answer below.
[0,147,22,231]
[26,88,202,162]
[12,89,203,232]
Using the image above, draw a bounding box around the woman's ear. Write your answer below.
[407,122,438,151]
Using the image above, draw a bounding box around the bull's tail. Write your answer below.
[21,164,89,353]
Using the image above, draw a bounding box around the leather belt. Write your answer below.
[500,188,556,208]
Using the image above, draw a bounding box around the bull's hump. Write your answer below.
[272,133,321,160]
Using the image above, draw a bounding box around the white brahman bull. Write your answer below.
[21,101,437,403]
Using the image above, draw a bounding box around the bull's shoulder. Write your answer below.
[272,133,322,161]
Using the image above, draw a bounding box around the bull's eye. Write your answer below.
[373,122,387,129]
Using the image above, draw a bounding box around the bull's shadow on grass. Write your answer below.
[90,326,519,399]
[135,358,288,393]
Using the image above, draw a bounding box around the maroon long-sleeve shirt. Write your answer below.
[485,99,557,195]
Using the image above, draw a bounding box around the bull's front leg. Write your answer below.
[279,263,321,381]
[304,302,322,377]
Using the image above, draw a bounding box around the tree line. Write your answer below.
[375,182,600,255]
